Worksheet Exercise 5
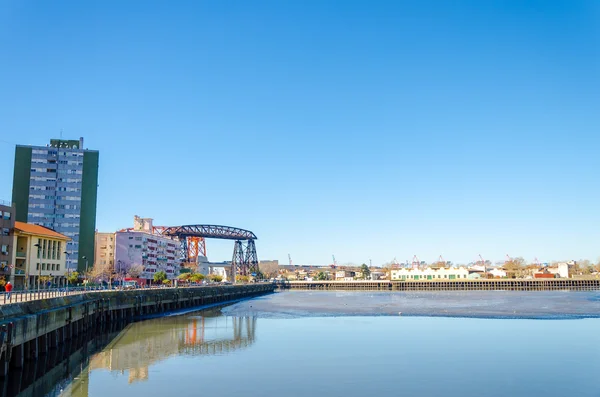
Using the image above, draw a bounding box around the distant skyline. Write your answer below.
[1,1,599,265]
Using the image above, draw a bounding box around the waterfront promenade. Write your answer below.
[0,283,275,378]
[280,279,600,291]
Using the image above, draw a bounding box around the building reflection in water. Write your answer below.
[87,312,257,384]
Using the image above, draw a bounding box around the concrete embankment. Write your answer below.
[0,284,274,378]
[281,279,600,291]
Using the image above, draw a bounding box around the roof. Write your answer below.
[14,221,70,240]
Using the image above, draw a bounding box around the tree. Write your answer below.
[127,264,144,279]
[39,275,53,288]
[210,274,223,282]
[360,264,370,279]
[162,279,171,285]
[0,276,6,288]
[235,275,248,283]
[190,273,205,283]
[89,265,111,283]
[504,257,526,278]
[153,271,167,284]
[177,273,191,282]
[315,271,327,281]
[67,271,79,284]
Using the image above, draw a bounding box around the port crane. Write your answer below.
[331,255,337,269]
[412,255,420,269]
[288,254,292,267]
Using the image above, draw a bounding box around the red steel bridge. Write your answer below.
[119,224,259,276]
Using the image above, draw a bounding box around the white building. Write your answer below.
[489,268,507,278]
[115,231,179,281]
[335,270,355,280]
[390,267,469,281]
[546,263,569,279]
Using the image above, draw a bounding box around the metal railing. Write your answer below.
[0,282,259,305]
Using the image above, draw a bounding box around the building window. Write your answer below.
[42,263,46,270]
[52,240,57,259]
[0,245,7,255]
[1,228,8,236]
[0,261,7,270]
[2,212,10,220]
[57,242,62,260]
[57,264,60,271]
[42,239,47,259]
[52,263,55,270]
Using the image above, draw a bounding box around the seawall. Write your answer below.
[0,283,274,378]
[280,279,600,291]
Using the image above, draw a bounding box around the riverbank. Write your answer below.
[279,279,600,291]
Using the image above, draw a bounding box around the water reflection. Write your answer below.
[0,331,121,397]
[88,311,257,384]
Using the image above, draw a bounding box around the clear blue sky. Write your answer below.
[1,1,598,266]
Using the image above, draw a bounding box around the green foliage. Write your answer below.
[210,274,223,282]
[67,271,79,284]
[177,273,191,281]
[162,279,171,285]
[315,271,327,281]
[360,264,371,278]
[190,273,205,283]
[153,271,167,283]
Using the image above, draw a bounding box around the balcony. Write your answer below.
[16,252,26,258]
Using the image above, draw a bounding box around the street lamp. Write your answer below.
[63,251,69,292]
[34,243,41,292]
[82,255,89,290]
[117,260,123,289]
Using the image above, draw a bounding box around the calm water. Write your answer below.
[15,291,600,396]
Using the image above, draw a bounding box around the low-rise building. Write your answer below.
[0,202,15,281]
[335,270,356,281]
[390,266,469,281]
[488,268,507,278]
[11,221,70,288]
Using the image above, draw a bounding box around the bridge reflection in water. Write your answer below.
[88,313,257,383]
[2,313,257,397]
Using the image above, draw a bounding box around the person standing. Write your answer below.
[5,281,13,301]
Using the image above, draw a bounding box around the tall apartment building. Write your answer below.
[95,232,115,273]
[115,217,179,281]
[0,201,16,280]
[12,138,99,272]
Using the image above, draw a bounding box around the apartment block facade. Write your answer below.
[95,232,115,273]
[12,138,99,272]
[115,231,179,281]
[0,202,15,279]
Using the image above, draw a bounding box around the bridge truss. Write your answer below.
[160,225,260,276]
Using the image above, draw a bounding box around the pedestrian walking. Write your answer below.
[5,282,13,301]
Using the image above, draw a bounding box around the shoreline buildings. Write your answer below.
[12,221,70,288]
[11,138,99,272]
[113,217,179,281]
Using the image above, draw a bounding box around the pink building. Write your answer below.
[115,231,179,280]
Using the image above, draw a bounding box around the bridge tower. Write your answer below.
[244,239,259,275]
[232,240,246,277]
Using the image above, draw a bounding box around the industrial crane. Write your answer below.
[331,255,337,269]
[438,255,446,267]
[288,254,292,267]
[412,255,420,269]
